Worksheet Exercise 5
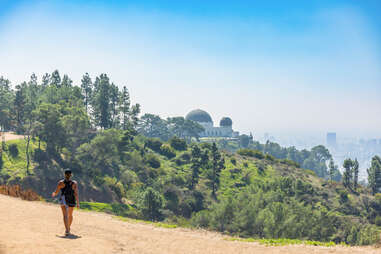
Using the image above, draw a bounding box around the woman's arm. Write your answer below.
[51,181,63,197]
[73,182,80,208]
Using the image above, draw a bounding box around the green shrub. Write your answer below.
[146,154,161,168]
[8,144,19,157]
[338,189,349,204]
[375,216,381,226]
[230,158,237,165]
[139,187,164,221]
[145,138,163,153]
[264,154,275,161]
[160,144,176,159]
[280,159,300,168]
[169,137,187,151]
[237,149,264,159]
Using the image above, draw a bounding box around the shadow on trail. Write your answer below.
[56,234,82,239]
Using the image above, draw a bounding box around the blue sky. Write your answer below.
[0,0,380,138]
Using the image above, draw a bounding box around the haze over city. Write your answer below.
[1,0,380,138]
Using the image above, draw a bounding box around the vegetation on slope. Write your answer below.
[0,71,380,245]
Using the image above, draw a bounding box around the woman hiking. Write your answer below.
[52,169,79,236]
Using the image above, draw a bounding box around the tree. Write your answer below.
[0,76,14,132]
[239,134,251,148]
[92,74,111,129]
[109,83,120,128]
[368,156,381,195]
[33,103,66,154]
[41,73,50,87]
[140,187,163,221]
[119,86,130,130]
[328,158,341,182]
[208,143,225,198]
[190,145,202,190]
[14,83,27,133]
[138,113,170,140]
[50,70,61,87]
[329,158,335,182]
[169,136,187,151]
[61,74,73,87]
[343,159,353,189]
[167,117,204,141]
[353,159,359,191]
[81,73,92,113]
[61,106,91,161]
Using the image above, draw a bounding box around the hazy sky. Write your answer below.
[1,0,380,138]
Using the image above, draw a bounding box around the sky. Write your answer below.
[0,0,380,139]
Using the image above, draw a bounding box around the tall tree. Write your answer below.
[81,73,92,113]
[367,156,381,195]
[0,76,14,132]
[61,74,73,87]
[109,83,120,128]
[92,74,111,129]
[41,73,50,87]
[343,159,353,189]
[329,158,336,182]
[138,113,170,140]
[190,145,202,190]
[353,159,359,191]
[14,83,27,133]
[208,143,225,198]
[119,86,130,130]
[50,70,61,87]
[33,103,66,154]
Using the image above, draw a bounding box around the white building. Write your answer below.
[185,109,239,138]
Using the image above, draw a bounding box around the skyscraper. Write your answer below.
[327,132,337,147]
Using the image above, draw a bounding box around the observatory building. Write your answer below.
[185,109,239,138]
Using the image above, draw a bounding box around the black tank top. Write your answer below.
[61,179,75,203]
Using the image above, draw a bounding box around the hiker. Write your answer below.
[51,169,79,236]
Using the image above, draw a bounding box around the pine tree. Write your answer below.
[343,159,353,189]
[190,145,202,190]
[329,158,336,182]
[109,83,120,128]
[368,156,381,195]
[41,73,50,87]
[93,74,111,129]
[209,143,225,198]
[14,83,27,133]
[120,86,130,130]
[353,159,359,191]
[81,73,92,113]
[50,70,61,87]
[61,74,73,87]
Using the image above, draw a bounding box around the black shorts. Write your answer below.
[59,195,76,207]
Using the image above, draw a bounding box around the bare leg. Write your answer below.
[60,205,69,233]
[68,207,74,232]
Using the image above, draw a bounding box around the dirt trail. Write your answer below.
[0,132,24,142]
[0,194,379,254]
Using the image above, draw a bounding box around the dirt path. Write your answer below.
[0,194,379,254]
[0,132,24,142]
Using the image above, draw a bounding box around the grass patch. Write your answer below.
[1,139,39,180]
[79,201,136,217]
[226,237,345,247]
[79,201,178,229]
[115,216,177,228]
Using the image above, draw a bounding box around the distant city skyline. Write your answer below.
[1,0,380,136]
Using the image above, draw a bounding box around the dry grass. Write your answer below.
[0,185,41,201]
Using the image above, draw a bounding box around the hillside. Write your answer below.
[1,194,380,254]
[1,134,380,246]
